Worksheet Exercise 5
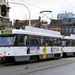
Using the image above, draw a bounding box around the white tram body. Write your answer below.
[62,36,75,56]
[0,26,63,63]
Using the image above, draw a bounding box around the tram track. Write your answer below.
[0,58,75,75]
[21,59,75,75]
[21,63,72,75]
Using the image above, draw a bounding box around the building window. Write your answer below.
[62,28,64,31]
[66,28,68,33]
[61,28,65,34]
[74,28,75,33]
[69,27,72,33]
[68,19,71,22]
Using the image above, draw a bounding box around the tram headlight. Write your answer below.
[3,50,6,53]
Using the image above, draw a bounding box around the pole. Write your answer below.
[8,2,31,26]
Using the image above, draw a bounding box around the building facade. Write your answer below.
[48,19,62,32]
[13,19,40,29]
[57,12,75,20]
[61,18,75,36]
[0,17,12,30]
[0,0,12,30]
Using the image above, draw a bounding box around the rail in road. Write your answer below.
[0,57,75,75]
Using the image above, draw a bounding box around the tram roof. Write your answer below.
[70,34,75,37]
[65,36,75,40]
[25,26,61,35]
[0,29,62,38]
[12,29,62,38]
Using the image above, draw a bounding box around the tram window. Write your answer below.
[49,38,53,46]
[45,37,49,46]
[40,36,45,46]
[34,36,40,46]
[57,38,61,46]
[71,40,73,46]
[18,35,24,45]
[29,35,34,46]
[69,40,72,46]
[73,40,75,46]
[63,40,72,46]
[53,38,57,46]
[62,40,66,46]
[66,40,68,46]
[66,40,72,46]
[24,35,28,46]
[74,28,75,33]
[14,35,18,46]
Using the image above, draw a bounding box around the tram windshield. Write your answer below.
[0,35,15,46]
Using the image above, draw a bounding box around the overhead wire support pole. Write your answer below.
[8,2,31,26]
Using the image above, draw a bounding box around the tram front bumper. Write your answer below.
[0,55,5,63]
[0,55,4,58]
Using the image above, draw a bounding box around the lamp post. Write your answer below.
[8,2,31,26]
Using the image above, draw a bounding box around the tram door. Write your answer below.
[43,46,47,59]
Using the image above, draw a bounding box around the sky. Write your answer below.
[8,0,75,21]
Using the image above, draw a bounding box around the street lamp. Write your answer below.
[8,2,31,26]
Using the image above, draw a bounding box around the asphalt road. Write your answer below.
[0,57,75,75]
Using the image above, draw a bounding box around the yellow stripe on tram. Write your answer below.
[43,46,47,59]
[60,47,63,57]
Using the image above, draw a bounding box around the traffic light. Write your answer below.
[1,5,6,16]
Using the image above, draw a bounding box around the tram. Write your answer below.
[62,35,75,57]
[0,26,63,63]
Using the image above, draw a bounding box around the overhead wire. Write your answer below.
[20,0,54,19]
[20,0,44,10]
[63,0,75,9]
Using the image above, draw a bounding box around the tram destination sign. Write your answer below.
[1,30,12,34]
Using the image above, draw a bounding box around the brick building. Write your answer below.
[0,17,12,30]
[13,19,41,29]
[48,19,62,32]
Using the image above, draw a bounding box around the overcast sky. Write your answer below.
[8,0,75,21]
